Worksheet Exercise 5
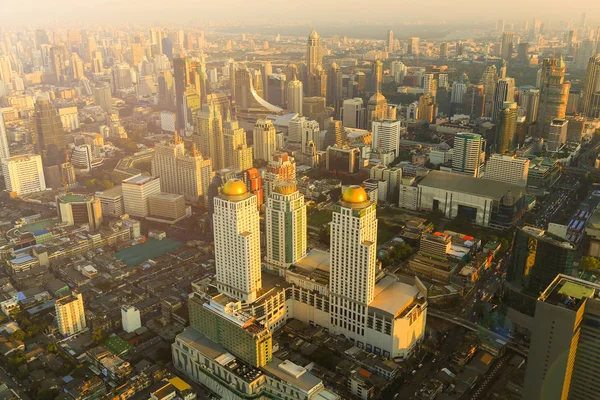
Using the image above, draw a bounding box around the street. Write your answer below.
[0,365,31,400]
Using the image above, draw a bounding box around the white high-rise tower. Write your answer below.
[213,179,262,303]
[0,113,10,167]
[330,186,378,341]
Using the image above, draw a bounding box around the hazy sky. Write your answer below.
[2,0,596,27]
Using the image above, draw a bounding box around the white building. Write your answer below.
[58,107,80,132]
[266,182,307,268]
[286,77,303,115]
[0,113,10,166]
[70,144,93,173]
[253,119,277,162]
[2,154,46,195]
[372,119,401,161]
[160,111,176,132]
[341,98,365,129]
[122,174,161,218]
[96,185,124,217]
[56,292,86,337]
[121,305,142,333]
[422,74,437,96]
[288,116,320,152]
[429,148,452,165]
[213,179,262,303]
[485,154,530,187]
[450,82,467,104]
[547,118,568,152]
[452,133,485,177]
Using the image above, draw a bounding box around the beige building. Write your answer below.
[253,119,277,162]
[223,116,253,171]
[147,193,189,224]
[57,194,103,231]
[484,154,529,187]
[56,292,86,337]
[2,154,46,195]
[122,175,161,218]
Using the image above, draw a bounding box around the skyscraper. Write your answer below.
[501,31,514,61]
[547,118,568,152]
[372,119,402,159]
[440,42,448,59]
[481,64,499,117]
[408,37,420,56]
[418,94,435,123]
[322,120,347,149]
[287,75,304,114]
[307,65,327,97]
[32,99,66,188]
[495,101,518,154]
[213,179,261,303]
[537,57,570,138]
[173,57,190,131]
[265,181,307,267]
[2,155,46,195]
[263,152,296,199]
[582,55,600,118]
[306,29,323,75]
[329,186,377,340]
[0,113,9,164]
[266,74,286,108]
[462,85,485,119]
[491,77,515,122]
[158,71,175,109]
[387,30,394,53]
[366,92,389,130]
[253,118,277,162]
[342,98,366,129]
[93,83,112,113]
[196,100,225,170]
[55,292,86,337]
[0,56,13,84]
[223,115,253,172]
[327,62,343,110]
[452,133,485,177]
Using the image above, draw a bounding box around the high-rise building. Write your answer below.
[122,175,161,218]
[537,57,570,138]
[372,119,401,159]
[173,57,190,131]
[523,275,600,400]
[0,113,9,164]
[508,226,575,296]
[481,65,499,117]
[307,65,327,97]
[265,181,307,267]
[422,73,437,97]
[263,152,296,198]
[50,45,69,84]
[323,120,347,149]
[327,63,343,110]
[289,117,320,156]
[93,83,112,113]
[121,305,142,333]
[520,89,540,123]
[341,98,366,129]
[418,94,435,123]
[387,30,394,53]
[329,186,377,339]
[303,97,328,129]
[495,101,518,153]
[306,29,322,75]
[491,78,515,122]
[462,85,485,119]
[96,186,124,217]
[253,119,277,162]
[32,99,66,188]
[517,42,529,63]
[57,194,103,231]
[501,31,514,60]
[366,92,389,130]
[408,37,420,56]
[196,100,225,170]
[450,82,467,115]
[158,70,175,109]
[55,292,86,337]
[148,193,188,223]
[286,76,303,114]
[452,133,485,177]
[266,74,286,108]
[484,154,529,187]
[582,55,600,118]
[213,179,262,303]
[547,118,568,152]
[223,115,253,172]
[71,53,84,80]
[440,42,448,59]
[0,56,13,84]
[2,154,46,195]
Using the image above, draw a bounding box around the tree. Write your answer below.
[9,329,26,341]
[46,342,58,353]
[580,256,600,271]
[92,329,105,343]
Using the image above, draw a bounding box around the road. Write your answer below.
[0,365,31,400]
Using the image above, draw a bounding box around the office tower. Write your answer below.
[0,56,12,84]
[93,83,112,113]
[391,61,407,83]
[70,144,93,172]
[547,118,568,152]
[371,59,383,93]
[408,37,420,55]
[491,77,515,121]
[286,76,303,114]
[152,132,185,194]
[341,98,366,129]
[161,37,173,60]
[260,62,273,100]
[265,181,307,267]
[306,29,322,75]
[223,115,253,171]
[130,43,144,66]
[263,152,296,198]
[213,179,261,303]
[517,42,529,63]
[462,85,485,119]
[173,57,190,131]
[196,101,225,170]
[147,193,187,223]
[495,101,518,153]
[2,155,46,195]
[55,292,86,337]
[96,186,124,217]
[481,64,499,117]
[440,42,448,59]
[575,40,595,71]
[367,92,389,130]
[322,120,347,149]
[122,175,161,218]
[522,275,600,400]
[253,119,277,162]
[32,99,66,188]
[508,226,575,296]
[56,194,102,231]
[307,65,327,97]
[266,74,286,108]
[91,51,103,74]
[582,55,600,118]
[372,119,401,159]
[501,31,514,61]
[450,81,467,115]
[329,186,377,339]
[520,89,540,123]
[452,133,485,177]
[50,45,69,83]
[387,30,394,53]
[418,94,435,123]
[537,57,570,137]
[485,154,529,187]
[327,62,343,110]
[303,97,328,129]
[158,71,175,109]
[422,73,437,97]
[289,117,320,154]
[0,113,9,163]
[112,64,133,91]
[71,53,84,80]
[121,306,141,333]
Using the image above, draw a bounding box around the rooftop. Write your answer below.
[369,275,420,317]
[96,185,123,198]
[122,174,158,185]
[539,274,600,312]
[419,170,524,203]
[58,194,90,204]
[262,357,323,393]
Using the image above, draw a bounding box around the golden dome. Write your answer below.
[222,179,247,196]
[342,185,368,203]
